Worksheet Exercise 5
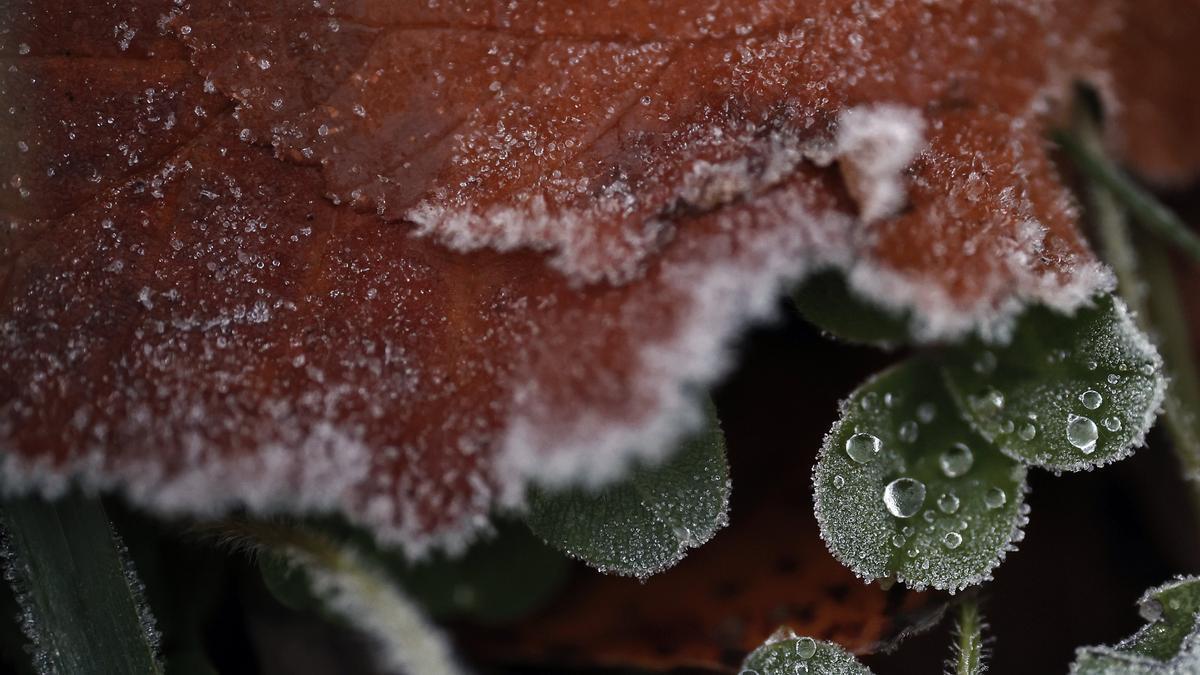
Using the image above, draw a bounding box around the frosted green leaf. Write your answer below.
[943,294,1164,472]
[525,399,729,579]
[0,495,163,675]
[1071,576,1200,674]
[741,629,874,674]
[792,270,912,348]
[813,360,1028,592]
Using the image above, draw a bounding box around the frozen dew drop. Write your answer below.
[939,443,974,477]
[845,433,881,464]
[916,402,936,423]
[1079,389,1103,410]
[898,420,919,443]
[1067,414,1099,454]
[833,475,845,489]
[973,351,997,374]
[883,477,926,518]
[937,491,960,514]
[1103,416,1122,432]
[1107,373,1121,385]
[1018,423,1037,441]
[795,637,817,659]
[970,389,1005,417]
[984,487,1007,509]
[892,534,906,547]
[943,531,963,549]
[860,392,880,412]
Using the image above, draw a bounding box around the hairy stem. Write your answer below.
[951,597,986,675]
[204,520,466,675]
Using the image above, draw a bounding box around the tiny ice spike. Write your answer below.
[0,0,1193,554]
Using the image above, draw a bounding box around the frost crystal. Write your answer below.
[835,105,925,223]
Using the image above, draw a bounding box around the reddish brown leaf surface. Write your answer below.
[1,1,1197,554]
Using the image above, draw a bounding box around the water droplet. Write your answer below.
[984,487,1007,509]
[943,532,963,549]
[916,403,937,424]
[937,491,960,514]
[1067,414,1099,454]
[973,351,997,374]
[1103,416,1122,432]
[795,637,817,659]
[939,443,974,477]
[1018,423,1037,441]
[1107,373,1121,385]
[883,478,926,518]
[973,389,1005,416]
[845,433,881,464]
[891,534,906,547]
[999,419,1015,434]
[901,525,914,537]
[860,392,880,412]
[898,421,919,443]
[1080,390,1103,410]
[1086,360,1098,371]
[833,475,845,489]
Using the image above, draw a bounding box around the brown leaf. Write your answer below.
[0,1,1195,554]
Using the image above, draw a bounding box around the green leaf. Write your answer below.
[741,630,874,675]
[525,399,729,579]
[0,494,162,675]
[792,269,912,347]
[387,520,569,623]
[942,294,1164,472]
[1071,576,1200,674]
[813,359,1028,591]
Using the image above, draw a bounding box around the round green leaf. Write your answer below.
[813,359,1028,592]
[942,294,1164,472]
[1072,576,1200,674]
[525,399,729,579]
[741,631,873,675]
[792,269,912,348]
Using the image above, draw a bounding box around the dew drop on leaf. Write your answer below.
[845,433,882,464]
[1067,414,1099,455]
[943,532,964,550]
[917,403,937,424]
[1018,423,1037,441]
[883,478,926,518]
[1080,389,1104,410]
[795,637,817,659]
[898,421,919,443]
[939,443,974,477]
[1103,416,1123,432]
[937,492,961,514]
[984,487,1008,510]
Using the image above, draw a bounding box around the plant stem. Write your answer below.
[1054,130,1200,267]
[952,596,986,675]
[1064,116,1200,518]
[206,520,466,675]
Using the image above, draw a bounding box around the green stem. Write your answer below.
[952,596,986,675]
[1054,130,1200,266]
[1065,115,1200,518]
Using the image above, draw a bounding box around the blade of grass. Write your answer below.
[1063,108,1200,516]
[1053,130,1200,266]
[0,494,162,675]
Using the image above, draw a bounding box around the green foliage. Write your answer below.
[261,519,568,624]
[0,494,162,675]
[793,269,912,347]
[943,294,1164,472]
[1071,576,1200,674]
[813,359,1028,591]
[525,399,729,578]
[741,630,873,674]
